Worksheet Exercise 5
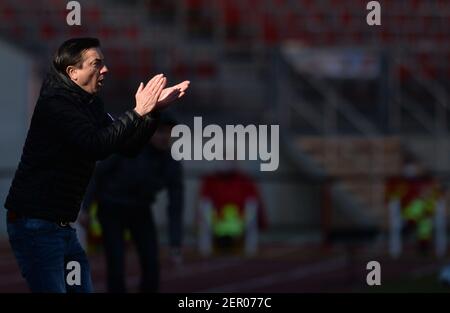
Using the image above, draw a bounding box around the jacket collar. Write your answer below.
[39,65,97,105]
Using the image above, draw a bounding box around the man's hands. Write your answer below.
[157,80,190,109]
[134,74,190,117]
[134,74,167,116]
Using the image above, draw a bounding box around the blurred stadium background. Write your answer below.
[0,0,450,292]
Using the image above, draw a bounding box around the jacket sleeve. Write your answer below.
[44,96,151,160]
[105,112,160,158]
[166,159,184,248]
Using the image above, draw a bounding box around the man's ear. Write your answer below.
[66,65,78,81]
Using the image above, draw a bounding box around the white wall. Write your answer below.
[0,40,37,237]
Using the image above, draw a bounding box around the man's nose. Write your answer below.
[101,65,109,74]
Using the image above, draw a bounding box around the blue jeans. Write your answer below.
[7,218,93,293]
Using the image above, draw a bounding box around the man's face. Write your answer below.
[67,47,108,94]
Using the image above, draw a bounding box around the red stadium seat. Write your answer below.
[85,7,101,24]
[196,61,217,78]
[417,52,430,67]
[438,0,449,11]
[298,0,314,10]
[1,4,16,21]
[394,14,408,28]
[124,26,139,41]
[314,12,326,27]
[284,11,301,39]
[68,26,87,38]
[138,48,152,64]
[296,31,313,46]
[242,0,261,11]
[186,0,203,9]
[351,31,363,45]
[434,32,447,46]
[223,1,241,27]
[421,15,435,30]
[262,13,279,44]
[40,23,56,40]
[406,32,419,45]
[422,64,438,80]
[380,29,393,44]
[172,61,189,78]
[147,0,164,10]
[106,47,125,63]
[48,0,63,6]
[98,26,115,40]
[323,31,337,46]
[417,52,438,80]
[409,0,423,11]
[339,9,352,27]
[58,8,68,22]
[396,65,412,83]
[115,63,131,78]
[273,0,287,8]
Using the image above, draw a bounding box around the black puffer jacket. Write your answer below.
[4,66,159,222]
